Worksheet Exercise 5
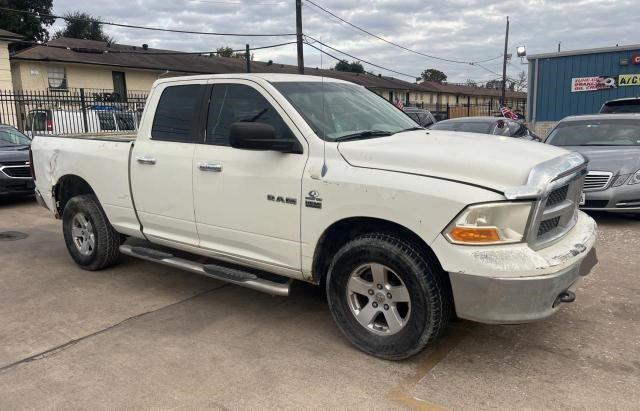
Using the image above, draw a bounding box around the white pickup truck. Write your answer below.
[31,74,597,359]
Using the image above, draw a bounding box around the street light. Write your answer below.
[516,46,527,57]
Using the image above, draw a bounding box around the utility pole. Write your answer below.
[558,42,561,52]
[245,44,251,73]
[501,16,509,106]
[295,0,304,74]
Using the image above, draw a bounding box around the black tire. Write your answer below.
[326,233,451,360]
[62,194,122,270]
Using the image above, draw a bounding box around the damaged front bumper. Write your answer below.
[432,211,598,324]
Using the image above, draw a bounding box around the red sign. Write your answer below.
[632,54,640,65]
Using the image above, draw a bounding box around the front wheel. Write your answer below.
[326,233,450,360]
[62,194,122,270]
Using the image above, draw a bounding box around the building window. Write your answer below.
[47,67,68,90]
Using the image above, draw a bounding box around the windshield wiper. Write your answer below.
[334,130,392,142]
[393,127,424,134]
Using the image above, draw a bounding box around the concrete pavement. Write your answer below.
[1,198,638,410]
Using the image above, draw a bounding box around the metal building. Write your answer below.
[527,44,640,133]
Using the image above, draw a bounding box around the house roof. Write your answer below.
[11,37,427,92]
[418,81,527,99]
[0,28,23,41]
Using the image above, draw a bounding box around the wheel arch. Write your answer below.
[311,217,448,285]
[53,174,97,217]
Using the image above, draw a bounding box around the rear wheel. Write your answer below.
[62,194,122,270]
[326,233,450,360]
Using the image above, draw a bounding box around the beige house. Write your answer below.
[418,81,527,111]
[0,29,23,90]
[0,29,23,126]
[3,36,439,104]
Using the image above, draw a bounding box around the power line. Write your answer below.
[304,0,502,65]
[474,63,520,83]
[304,36,419,79]
[0,7,296,37]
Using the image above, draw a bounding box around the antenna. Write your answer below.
[320,38,328,177]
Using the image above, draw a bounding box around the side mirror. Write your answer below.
[229,122,302,154]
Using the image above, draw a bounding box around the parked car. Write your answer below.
[429,116,541,141]
[24,107,140,136]
[600,97,640,114]
[31,74,597,360]
[403,107,437,127]
[0,125,34,197]
[544,114,640,213]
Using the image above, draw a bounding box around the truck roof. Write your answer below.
[154,73,354,86]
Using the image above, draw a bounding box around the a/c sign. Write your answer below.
[619,74,640,86]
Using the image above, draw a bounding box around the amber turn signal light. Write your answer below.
[448,227,501,243]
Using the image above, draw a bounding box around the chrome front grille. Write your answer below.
[528,167,586,249]
[546,185,569,207]
[583,171,612,191]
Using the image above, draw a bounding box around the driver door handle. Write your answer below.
[199,162,223,172]
[136,156,156,165]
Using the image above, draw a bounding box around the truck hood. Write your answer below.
[337,130,570,193]
[562,146,640,175]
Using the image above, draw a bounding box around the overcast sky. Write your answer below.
[49,0,637,83]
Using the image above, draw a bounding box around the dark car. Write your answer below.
[0,125,34,197]
[403,107,437,127]
[544,114,640,214]
[600,97,640,114]
[429,116,540,141]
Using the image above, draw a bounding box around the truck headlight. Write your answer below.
[628,170,640,185]
[444,202,533,245]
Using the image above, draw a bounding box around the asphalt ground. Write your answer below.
[1,197,638,410]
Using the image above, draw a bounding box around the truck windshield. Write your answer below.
[546,120,640,146]
[273,81,418,141]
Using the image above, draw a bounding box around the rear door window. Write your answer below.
[152,84,206,142]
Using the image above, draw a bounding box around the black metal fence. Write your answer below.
[0,88,148,134]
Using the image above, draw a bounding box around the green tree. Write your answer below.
[216,46,234,57]
[216,46,253,60]
[0,0,55,43]
[334,60,364,74]
[53,11,114,43]
[421,68,447,83]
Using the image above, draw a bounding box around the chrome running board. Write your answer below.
[119,244,290,296]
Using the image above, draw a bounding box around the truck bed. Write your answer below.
[31,134,141,237]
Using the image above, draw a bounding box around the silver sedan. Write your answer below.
[545,114,640,214]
